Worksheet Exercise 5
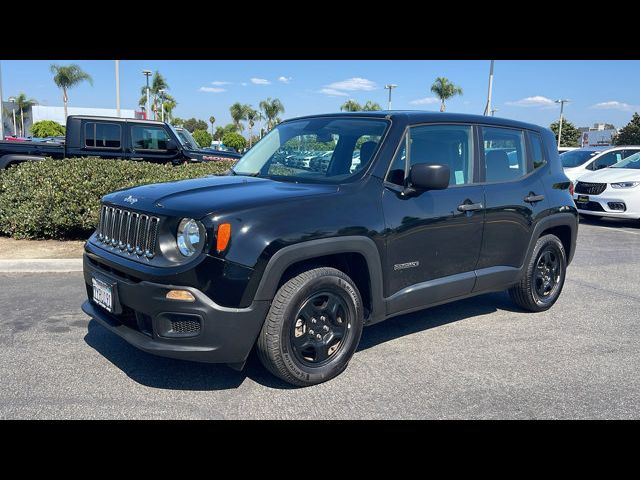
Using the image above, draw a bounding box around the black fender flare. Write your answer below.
[252,236,385,323]
[0,154,46,169]
[524,212,578,269]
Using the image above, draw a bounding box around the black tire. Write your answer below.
[509,234,567,312]
[257,267,364,387]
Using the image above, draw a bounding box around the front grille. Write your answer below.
[575,182,607,195]
[96,205,160,258]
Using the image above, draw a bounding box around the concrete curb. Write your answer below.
[0,258,83,273]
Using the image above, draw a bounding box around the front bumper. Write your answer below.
[573,190,640,219]
[82,254,270,365]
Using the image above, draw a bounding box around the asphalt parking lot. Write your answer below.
[1,216,638,419]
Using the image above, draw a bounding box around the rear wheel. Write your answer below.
[509,234,567,312]
[257,267,364,387]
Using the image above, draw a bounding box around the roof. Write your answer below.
[286,110,547,131]
[66,115,166,126]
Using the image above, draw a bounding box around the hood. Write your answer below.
[102,175,338,218]
[576,168,640,184]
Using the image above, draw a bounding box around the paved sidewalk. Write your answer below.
[0,237,85,272]
[0,258,83,273]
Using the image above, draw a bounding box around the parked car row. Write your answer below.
[561,145,640,221]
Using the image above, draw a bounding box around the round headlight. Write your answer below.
[177,218,201,257]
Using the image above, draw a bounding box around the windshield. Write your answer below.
[560,149,600,168]
[610,152,640,169]
[169,125,200,150]
[231,117,388,183]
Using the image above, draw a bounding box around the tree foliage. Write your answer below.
[12,93,37,136]
[222,132,247,152]
[340,100,361,112]
[138,71,175,120]
[259,98,285,131]
[549,119,581,147]
[363,101,382,111]
[430,77,463,112]
[31,120,65,138]
[182,118,208,133]
[612,113,640,146]
[192,129,213,148]
[50,64,93,119]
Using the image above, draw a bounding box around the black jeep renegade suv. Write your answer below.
[82,112,578,386]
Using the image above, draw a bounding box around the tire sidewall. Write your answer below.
[279,273,363,385]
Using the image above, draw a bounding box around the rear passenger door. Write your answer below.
[474,127,548,290]
[82,121,125,159]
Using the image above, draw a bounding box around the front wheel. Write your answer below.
[257,267,364,387]
[509,234,567,312]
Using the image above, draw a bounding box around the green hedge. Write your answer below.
[0,157,235,240]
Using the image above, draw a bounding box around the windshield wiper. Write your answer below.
[229,168,261,177]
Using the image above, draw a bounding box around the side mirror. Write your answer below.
[409,163,450,190]
[166,138,178,151]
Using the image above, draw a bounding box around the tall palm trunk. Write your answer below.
[63,87,68,120]
[20,107,24,136]
[440,100,446,112]
[249,124,253,147]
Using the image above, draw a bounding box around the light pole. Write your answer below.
[159,89,166,122]
[8,96,16,137]
[384,84,397,110]
[142,69,152,120]
[555,99,570,148]
[115,60,121,117]
[483,60,495,116]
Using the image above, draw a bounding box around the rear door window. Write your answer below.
[131,126,171,150]
[481,126,526,182]
[85,122,121,149]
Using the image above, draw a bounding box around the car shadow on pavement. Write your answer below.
[84,291,523,391]
[358,291,520,351]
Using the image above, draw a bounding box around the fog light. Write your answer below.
[166,290,196,302]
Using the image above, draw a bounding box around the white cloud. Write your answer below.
[199,87,226,93]
[251,77,271,85]
[591,101,632,111]
[211,81,230,86]
[319,88,349,97]
[505,96,555,107]
[409,97,440,105]
[325,77,377,92]
[278,76,292,84]
[241,82,248,86]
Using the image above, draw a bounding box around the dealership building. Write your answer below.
[1,103,136,137]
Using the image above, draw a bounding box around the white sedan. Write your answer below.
[573,153,640,220]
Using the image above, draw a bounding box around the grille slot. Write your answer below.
[575,182,607,195]
[170,319,201,335]
[96,205,160,258]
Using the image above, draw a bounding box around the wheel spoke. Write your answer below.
[313,343,330,362]
[292,333,312,349]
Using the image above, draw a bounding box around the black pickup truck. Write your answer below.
[81,111,578,386]
[0,115,241,169]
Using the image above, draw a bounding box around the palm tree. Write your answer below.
[209,116,216,136]
[13,93,37,137]
[139,71,171,120]
[340,100,362,112]
[50,64,93,120]
[245,108,259,147]
[162,99,177,122]
[229,102,248,132]
[259,98,285,131]
[362,101,382,111]
[214,126,226,141]
[430,77,463,112]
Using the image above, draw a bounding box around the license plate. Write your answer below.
[92,277,113,312]
[576,195,589,203]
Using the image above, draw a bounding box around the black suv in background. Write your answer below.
[81,112,578,386]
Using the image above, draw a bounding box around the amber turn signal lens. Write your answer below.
[166,290,196,302]
[217,223,231,252]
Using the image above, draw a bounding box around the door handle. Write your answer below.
[457,202,483,212]
[524,193,545,203]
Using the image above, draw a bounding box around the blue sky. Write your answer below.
[3,60,639,130]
